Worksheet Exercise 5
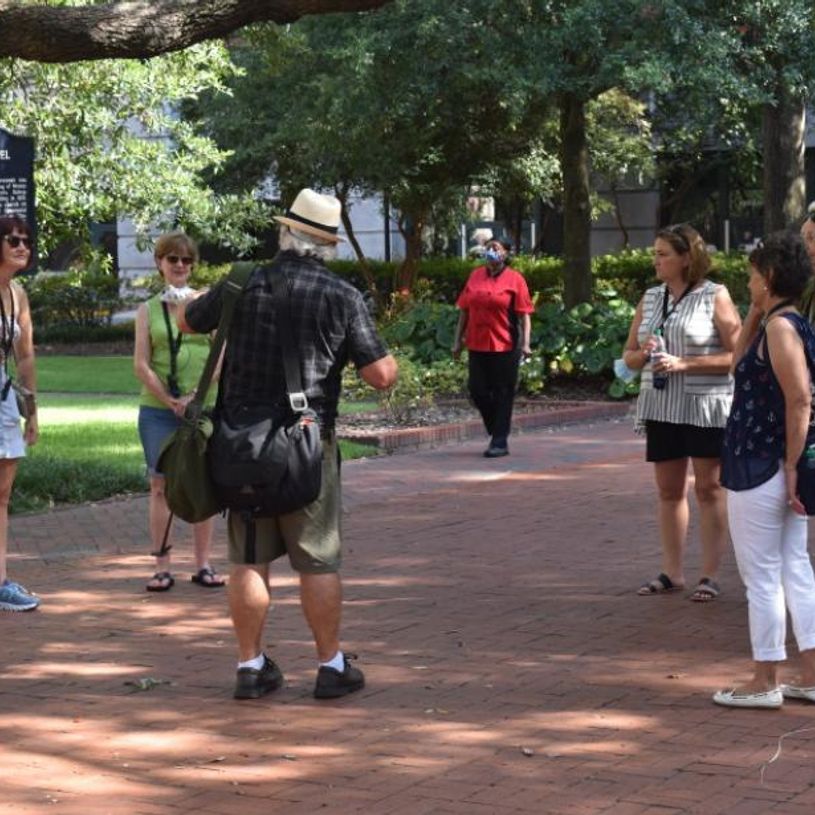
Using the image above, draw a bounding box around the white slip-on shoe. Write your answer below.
[712,688,783,709]
[780,684,815,702]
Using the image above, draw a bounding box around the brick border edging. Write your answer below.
[338,401,632,453]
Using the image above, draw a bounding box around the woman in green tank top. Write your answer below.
[134,232,223,592]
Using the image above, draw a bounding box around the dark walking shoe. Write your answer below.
[314,654,365,699]
[233,655,284,700]
[483,445,509,458]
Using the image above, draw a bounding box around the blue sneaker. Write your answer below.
[0,579,39,612]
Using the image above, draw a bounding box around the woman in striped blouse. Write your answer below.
[622,224,741,601]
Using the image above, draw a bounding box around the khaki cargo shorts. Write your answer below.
[226,438,342,574]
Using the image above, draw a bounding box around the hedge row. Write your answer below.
[25,249,753,345]
[329,250,752,307]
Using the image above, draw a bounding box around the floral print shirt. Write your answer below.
[721,312,815,491]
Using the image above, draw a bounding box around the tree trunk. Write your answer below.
[339,205,371,275]
[512,202,524,254]
[396,211,425,292]
[559,94,593,307]
[336,191,384,310]
[762,84,806,236]
[0,0,392,62]
[334,186,369,268]
[610,184,629,249]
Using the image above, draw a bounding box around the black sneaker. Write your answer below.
[314,654,365,699]
[233,655,284,700]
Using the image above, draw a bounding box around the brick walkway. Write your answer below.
[3,415,815,815]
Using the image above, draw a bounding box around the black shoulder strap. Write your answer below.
[758,301,797,362]
[269,267,307,412]
[183,262,255,422]
[161,301,183,394]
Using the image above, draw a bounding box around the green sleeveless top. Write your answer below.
[139,294,216,409]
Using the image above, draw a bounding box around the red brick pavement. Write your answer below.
[3,414,815,815]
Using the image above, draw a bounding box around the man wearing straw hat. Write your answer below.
[179,188,397,700]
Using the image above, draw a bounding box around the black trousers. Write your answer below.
[467,350,521,448]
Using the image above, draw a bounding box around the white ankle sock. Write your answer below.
[320,650,345,672]
[238,653,265,671]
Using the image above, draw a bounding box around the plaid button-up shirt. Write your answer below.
[186,250,388,429]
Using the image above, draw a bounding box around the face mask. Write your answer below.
[484,248,503,264]
[160,285,195,303]
[613,358,638,383]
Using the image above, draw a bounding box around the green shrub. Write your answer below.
[512,255,565,300]
[26,269,123,329]
[379,351,433,422]
[593,249,655,302]
[341,362,378,403]
[534,295,635,378]
[123,249,750,313]
[421,357,468,397]
[380,301,459,364]
[379,291,636,400]
[35,322,134,346]
[517,353,548,396]
[591,248,751,307]
[709,252,750,306]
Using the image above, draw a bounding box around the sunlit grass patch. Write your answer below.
[13,393,377,513]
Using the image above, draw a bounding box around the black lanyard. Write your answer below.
[660,283,693,328]
[0,287,15,401]
[161,301,183,397]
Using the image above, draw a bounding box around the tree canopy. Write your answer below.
[1,43,266,256]
[0,0,392,62]
[192,1,553,288]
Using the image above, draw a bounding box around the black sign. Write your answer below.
[0,127,37,269]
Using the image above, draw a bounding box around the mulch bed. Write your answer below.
[337,375,620,435]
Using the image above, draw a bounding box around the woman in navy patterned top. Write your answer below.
[715,231,815,709]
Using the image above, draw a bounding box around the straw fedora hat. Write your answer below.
[274,188,345,243]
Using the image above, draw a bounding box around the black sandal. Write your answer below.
[146,572,175,592]
[191,567,225,588]
[690,577,720,602]
[637,572,684,595]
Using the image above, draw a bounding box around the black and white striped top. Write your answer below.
[636,280,733,429]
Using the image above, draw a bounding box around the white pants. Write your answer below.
[727,469,815,662]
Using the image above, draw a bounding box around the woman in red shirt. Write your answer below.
[452,238,533,457]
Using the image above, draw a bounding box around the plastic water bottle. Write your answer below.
[651,329,668,390]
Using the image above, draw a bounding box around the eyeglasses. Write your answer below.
[2,235,32,250]
[163,254,194,266]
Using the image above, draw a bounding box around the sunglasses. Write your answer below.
[2,235,33,250]
[163,254,194,266]
[664,224,691,250]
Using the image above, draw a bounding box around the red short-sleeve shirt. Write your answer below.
[456,265,534,352]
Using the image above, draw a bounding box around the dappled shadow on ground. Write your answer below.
[3,423,815,813]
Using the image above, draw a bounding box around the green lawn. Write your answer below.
[13,391,378,513]
[37,355,139,394]
[36,355,379,415]
[15,395,143,513]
